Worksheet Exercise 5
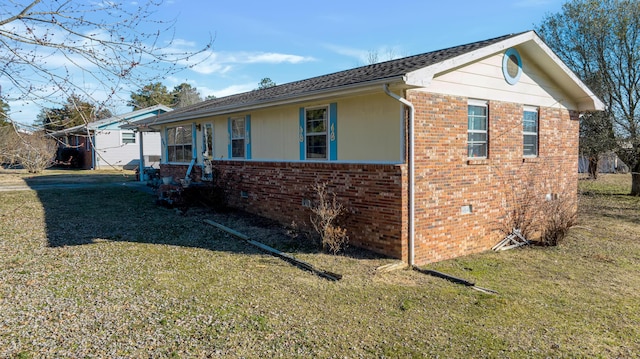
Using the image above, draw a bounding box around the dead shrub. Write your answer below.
[501,186,540,240]
[539,194,577,246]
[310,183,349,254]
[17,132,57,173]
[499,163,577,246]
[1,127,56,172]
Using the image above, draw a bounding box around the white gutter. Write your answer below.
[383,84,415,267]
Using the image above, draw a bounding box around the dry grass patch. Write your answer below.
[0,168,135,186]
[0,174,638,357]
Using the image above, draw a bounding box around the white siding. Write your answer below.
[424,50,578,110]
[94,130,161,169]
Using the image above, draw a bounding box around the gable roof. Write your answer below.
[132,31,604,128]
[49,104,172,137]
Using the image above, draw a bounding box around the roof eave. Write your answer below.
[405,30,605,112]
[148,76,408,126]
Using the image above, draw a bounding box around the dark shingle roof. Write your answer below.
[148,32,524,123]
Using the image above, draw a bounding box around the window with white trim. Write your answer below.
[523,107,539,157]
[467,101,488,158]
[231,117,245,158]
[306,106,328,159]
[122,132,136,144]
[166,125,192,163]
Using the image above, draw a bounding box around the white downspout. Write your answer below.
[383,84,415,267]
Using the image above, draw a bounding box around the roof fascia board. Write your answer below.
[529,35,605,111]
[99,105,174,129]
[405,31,537,88]
[150,77,407,125]
[405,31,605,111]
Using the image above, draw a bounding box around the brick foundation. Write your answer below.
[161,161,408,260]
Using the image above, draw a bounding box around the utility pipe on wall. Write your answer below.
[383,84,415,267]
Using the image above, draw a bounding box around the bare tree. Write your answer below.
[0,1,211,172]
[537,0,640,194]
[365,48,401,65]
[0,0,212,126]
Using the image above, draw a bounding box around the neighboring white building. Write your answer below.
[51,105,172,170]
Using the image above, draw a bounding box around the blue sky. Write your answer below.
[9,0,566,126]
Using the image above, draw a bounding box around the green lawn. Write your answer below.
[0,173,638,357]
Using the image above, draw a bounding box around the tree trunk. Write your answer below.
[588,156,599,179]
[632,172,640,196]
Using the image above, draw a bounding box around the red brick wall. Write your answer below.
[161,162,408,259]
[160,92,579,265]
[408,91,579,264]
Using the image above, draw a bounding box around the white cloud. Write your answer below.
[170,38,198,48]
[244,53,313,64]
[212,83,255,98]
[179,50,315,75]
[323,44,369,61]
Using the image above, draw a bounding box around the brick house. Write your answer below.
[129,31,603,265]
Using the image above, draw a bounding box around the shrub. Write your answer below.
[499,163,577,246]
[310,183,349,254]
[540,194,577,246]
[0,127,56,173]
[16,132,57,173]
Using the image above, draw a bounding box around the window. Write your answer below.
[122,132,136,144]
[523,107,539,157]
[467,101,488,158]
[203,123,214,159]
[166,125,193,163]
[306,106,328,159]
[231,117,245,158]
[502,48,523,85]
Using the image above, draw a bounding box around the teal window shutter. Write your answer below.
[329,102,337,161]
[227,118,232,158]
[245,114,252,160]
[299,107,305,160]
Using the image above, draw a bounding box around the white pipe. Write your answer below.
[383,84,415,267]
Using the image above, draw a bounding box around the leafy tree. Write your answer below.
[172,83,202,108]
[537,0,640,194]
[128,82,174,110]
[257,77,276,90]
[0,97,9,126]
[0,1,212,127]
[205,94,217,101]
[38,95,112,132]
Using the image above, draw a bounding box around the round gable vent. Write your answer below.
[502,48,522,85]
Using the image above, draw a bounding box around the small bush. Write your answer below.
[18,133,57,173]
[310,183,349,254]
[540,195,577,246]
[499,164,578,246]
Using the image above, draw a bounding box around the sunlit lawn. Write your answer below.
[0,172,638,357]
